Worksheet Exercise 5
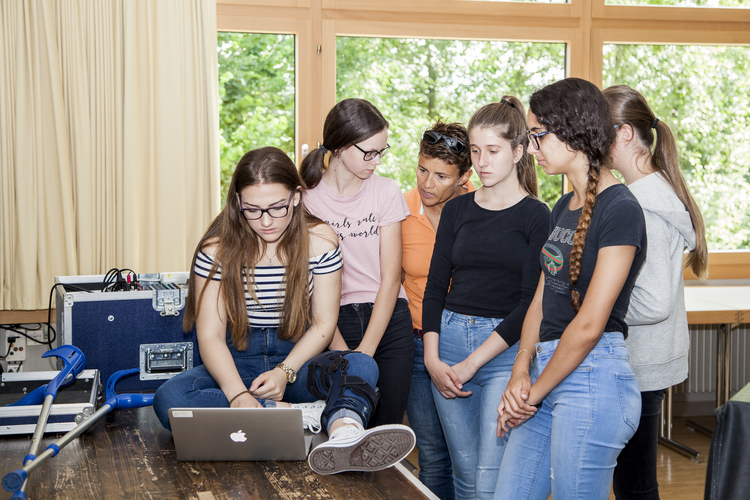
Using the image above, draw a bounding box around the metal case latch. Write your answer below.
[152,289,184,316]
[139,342,194,380]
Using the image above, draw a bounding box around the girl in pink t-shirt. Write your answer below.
[301,98,414,427]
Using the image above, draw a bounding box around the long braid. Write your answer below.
[569,165,601,313]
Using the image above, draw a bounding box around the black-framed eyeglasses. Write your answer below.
[352,143,390,161]
[239,192,294,220]
[527,130,552,150]
[422,130,467,154]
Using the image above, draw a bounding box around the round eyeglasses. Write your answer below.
[527,130,552,150]
[239,192,294,220]
[353,143,390,161]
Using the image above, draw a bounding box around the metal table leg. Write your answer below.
[686,322,736,438]
[658,386,702,462]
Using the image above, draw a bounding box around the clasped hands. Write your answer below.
[496,369,540,438]
[425,357,477,399]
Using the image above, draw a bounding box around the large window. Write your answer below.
[218,32,295,201]
[603,44,750,249]
[336,37,566,207]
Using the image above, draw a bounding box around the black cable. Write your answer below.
[47,282,94,348]
[0,326,37,345]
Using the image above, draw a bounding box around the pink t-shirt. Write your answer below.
[305,174,411,305]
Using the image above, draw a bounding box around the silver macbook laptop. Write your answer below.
[168,407,314,461]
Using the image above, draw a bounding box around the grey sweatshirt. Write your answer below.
[625,172,696,391]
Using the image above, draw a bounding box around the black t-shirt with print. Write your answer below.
[539,184,647,343]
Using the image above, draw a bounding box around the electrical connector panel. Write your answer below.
[3,332,27,362]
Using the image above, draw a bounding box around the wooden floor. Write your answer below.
[0,407,430,500]
[402,416,714,500]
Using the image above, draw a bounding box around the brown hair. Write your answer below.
[530,78,616,312]
[603,85,708,280]
[419,120,472,175]
[183,147,327,349]
[300,98,388,189]
[468,96,539,198]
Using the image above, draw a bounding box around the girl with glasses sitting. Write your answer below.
[421,97,551,499]
[152,147,415,475]
[301,98,415,428]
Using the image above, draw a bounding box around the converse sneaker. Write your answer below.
[291,400,326,434]
[308,424,416,475]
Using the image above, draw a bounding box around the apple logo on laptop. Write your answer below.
[230,430,247,443]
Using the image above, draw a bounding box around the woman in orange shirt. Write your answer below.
[402,120,473,500]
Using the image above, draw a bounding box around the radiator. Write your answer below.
[673,323,750,397]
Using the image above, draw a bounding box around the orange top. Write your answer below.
[402,181,475,329]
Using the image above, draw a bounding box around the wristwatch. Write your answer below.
[275,362,297,384]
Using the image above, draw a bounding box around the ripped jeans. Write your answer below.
[494,332,641,500]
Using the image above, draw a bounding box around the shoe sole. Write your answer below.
[308,425,416,475]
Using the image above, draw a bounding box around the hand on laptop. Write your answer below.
[249,369,288,401]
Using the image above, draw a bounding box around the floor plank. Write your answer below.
[0,407,428,500]
[403,416,713,499]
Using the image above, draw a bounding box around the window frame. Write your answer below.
[216,0,750,277]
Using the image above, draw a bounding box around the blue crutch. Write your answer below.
[3,367,154,497]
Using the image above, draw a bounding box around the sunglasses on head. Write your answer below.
[422,130,467,155]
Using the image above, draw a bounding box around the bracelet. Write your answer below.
[516,349,534,363]
[228,390,251,406]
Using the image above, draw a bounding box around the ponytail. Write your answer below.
[604,85,708,279]
[300,146,327,189]
[468,95,539,198]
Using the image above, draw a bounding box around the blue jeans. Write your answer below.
[494,332,641,500]
[337,298,414,427]
[152,327,379,433]
[432,310,518,500]
[406,334,455,500]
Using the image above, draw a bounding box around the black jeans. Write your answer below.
[337,298,414,428]
[613,389,666,500]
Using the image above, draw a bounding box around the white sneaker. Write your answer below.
[291,400,326,434]
[308,424,416,475]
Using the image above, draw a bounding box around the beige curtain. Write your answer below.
[0,0,220,310]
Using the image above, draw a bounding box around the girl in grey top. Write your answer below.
[605,85,708,500]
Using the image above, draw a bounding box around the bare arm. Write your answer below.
[354,222,403,357]
[527,245,637,406]
[193,270,262,408]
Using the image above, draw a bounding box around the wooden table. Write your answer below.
[0,406,433,499]
[660,286,750,461]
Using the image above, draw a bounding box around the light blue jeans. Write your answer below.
[432,310,518,500]
[494,332,641,500]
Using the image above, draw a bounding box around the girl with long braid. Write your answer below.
[493,78,648,500]
[604,85,708,500]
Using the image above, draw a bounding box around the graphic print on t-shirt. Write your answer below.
[319,213,379,241]
[542,243,564,275]
[543,224,575,295]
